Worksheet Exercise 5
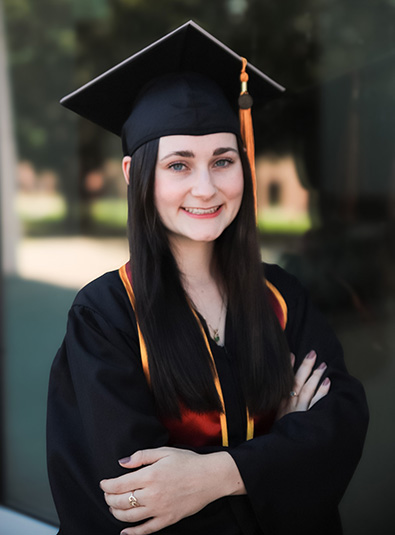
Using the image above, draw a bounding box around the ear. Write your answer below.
[122,156,132,185]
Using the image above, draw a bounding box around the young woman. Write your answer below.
[47,22,368,535]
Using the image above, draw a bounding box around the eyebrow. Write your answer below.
[160,150,194,161]
[213,147,238,156]
[160,147,238,162]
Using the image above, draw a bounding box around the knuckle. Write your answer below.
[302,383,315,394]
[116,494,126,508]
[300,360,313,371]
[293,378,303,390]
[111,507,123,521]
[133,449,144,463]
[166,512,179,526]
[125,509,139,522]
[298,391,313,403]
[113,481,125,494]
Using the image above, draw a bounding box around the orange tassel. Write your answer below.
[239,57,257,216]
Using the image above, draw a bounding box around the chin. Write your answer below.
[191,232,223,243]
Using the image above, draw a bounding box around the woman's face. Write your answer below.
[153,132,244,246]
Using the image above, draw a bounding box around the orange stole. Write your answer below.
[119,262,287,448]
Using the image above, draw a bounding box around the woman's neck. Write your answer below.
[169,236,216,287]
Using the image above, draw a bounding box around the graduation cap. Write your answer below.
[61,20,285,202]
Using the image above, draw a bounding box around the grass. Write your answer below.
[258,209,313,234]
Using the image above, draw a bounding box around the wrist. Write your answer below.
[205,451,246,499]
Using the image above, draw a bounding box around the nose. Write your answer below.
[191,168,216,199]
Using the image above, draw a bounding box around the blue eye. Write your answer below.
[169,162,186,172]
[214,158,233,168]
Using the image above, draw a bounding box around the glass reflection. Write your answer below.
[1,1,395,532]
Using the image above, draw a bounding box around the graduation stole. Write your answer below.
[119,261,287,447]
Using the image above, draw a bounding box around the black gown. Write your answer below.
[47,263,368,535]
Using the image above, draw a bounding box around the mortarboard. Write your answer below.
[60,20,285,201]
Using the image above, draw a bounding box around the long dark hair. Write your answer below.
[127,136,293,418]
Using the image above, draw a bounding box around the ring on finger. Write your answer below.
[290,390,298,398]
[128,491,140,508]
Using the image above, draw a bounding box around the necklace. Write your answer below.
[204,298,227,345]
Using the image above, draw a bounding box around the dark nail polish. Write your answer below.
[318,362,327,370]
[306,350,316,359]
[118,456,131,464]
[322,377,330,386]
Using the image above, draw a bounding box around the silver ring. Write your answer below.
[128,491,140,508]
[290,390,298,398]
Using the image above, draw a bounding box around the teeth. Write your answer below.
[184,207,219,215]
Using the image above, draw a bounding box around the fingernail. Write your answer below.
[121,531,129,535]
[318,362,327,370]
[322,377,330,386]
[118,456,131,464]
[306,350,316,359]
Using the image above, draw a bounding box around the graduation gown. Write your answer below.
[47,263,368,535]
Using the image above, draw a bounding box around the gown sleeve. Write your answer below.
[227,265,369,535]
[47,278,169,534]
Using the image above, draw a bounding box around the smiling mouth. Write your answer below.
[182,206,222,215]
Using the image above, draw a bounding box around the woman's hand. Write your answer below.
[100,447,245,535]
[276,350,331,420]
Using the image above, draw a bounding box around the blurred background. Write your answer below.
[1,0,394,532]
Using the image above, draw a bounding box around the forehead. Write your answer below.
[158,132,238,155]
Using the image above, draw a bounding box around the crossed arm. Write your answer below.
[101,351,330,535]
